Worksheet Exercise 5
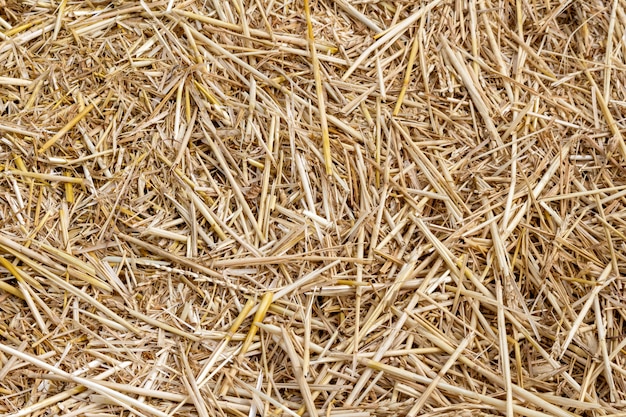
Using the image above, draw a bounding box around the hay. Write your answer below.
[0,0,625,416]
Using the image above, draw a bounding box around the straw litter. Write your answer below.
[1,0,625,416]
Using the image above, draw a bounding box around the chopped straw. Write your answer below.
[0,1,625,417]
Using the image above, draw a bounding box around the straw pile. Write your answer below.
[1,0,625,416]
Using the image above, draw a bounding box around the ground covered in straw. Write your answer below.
[0,0,625,416]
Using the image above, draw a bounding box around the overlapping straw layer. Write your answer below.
[1,0,625,416]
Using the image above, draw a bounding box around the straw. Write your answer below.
[0,1,624,416]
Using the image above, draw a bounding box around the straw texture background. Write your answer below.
[1,0,625,416]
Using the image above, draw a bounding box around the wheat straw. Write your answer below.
[0,1,624,416]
